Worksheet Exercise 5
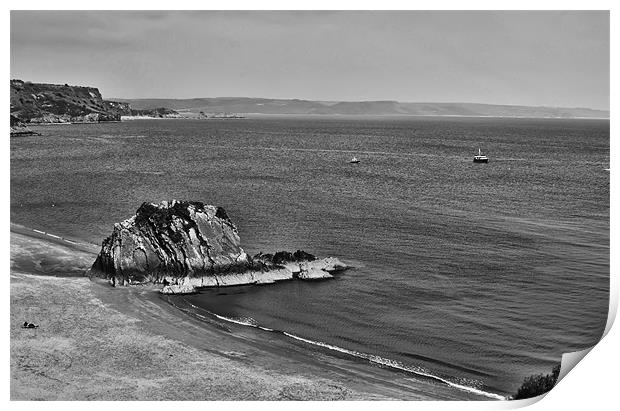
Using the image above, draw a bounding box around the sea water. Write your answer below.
[10,116,609,398]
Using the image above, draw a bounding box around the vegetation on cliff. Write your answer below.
[10,79,127,123]
[10,79,180,124]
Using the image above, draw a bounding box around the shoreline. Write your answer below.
[166,293,506,400]
[10,225,493,400]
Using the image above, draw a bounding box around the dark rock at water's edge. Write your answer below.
[89,200,349,294]
[10,115,40,136]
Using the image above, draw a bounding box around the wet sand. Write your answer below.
[10,226,484,400]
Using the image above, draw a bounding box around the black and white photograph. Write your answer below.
[8,4,613,404]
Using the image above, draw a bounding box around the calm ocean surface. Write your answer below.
[10,117,609,397]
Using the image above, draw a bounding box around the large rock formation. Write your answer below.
[90,201,348,293]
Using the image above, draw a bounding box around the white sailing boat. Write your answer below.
[473,148,489,163]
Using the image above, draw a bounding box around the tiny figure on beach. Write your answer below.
[21,321,39,329]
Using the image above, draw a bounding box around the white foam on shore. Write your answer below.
[282,332,505,400]
[258,326,274,331]
[181,299,505,400]
[187,301,261,328]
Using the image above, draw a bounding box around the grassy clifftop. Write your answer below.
[10,80,130,123]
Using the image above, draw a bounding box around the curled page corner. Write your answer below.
[503,394,549,408]
[557,346,594,384]
[502,348,594,408]
[505,284,615,406]
[602,278,618,338]
[554,298,615,387]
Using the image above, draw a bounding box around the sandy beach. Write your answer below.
[10,227,483,401]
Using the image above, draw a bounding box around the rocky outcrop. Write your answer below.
[90,201,348,293]
[10,115,40,136]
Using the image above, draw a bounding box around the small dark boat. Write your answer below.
[350,157,360,164]
[473,148,489,163]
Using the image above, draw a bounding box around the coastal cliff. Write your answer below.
[90,201,348,293]
[10,79,127,123]
[10,80,181,123]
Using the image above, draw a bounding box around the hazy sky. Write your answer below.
[10,11,610,110]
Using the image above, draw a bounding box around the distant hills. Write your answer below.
[116,97,609,119]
